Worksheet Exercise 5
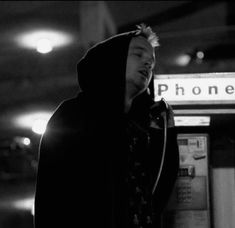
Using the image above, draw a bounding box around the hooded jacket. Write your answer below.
[34,30,179,228]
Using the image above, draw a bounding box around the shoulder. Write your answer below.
[45,96,87,136]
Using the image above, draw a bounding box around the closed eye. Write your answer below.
[133,52,142,57]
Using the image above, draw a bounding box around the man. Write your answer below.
[34,24,179,228]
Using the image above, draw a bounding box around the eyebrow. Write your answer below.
[131,45,148,52]
[131,45,155,56]
[131,45,155,62]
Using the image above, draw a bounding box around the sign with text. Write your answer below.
[154,73,235,105]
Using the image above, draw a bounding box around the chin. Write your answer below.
[137,85,148,95]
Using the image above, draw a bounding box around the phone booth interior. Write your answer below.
[154,73,235,228]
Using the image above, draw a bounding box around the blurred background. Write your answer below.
[1,1,235,228]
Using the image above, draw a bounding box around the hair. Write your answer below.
[135,23,160,48]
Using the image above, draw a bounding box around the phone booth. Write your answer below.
[153,72,235,228]
[163,133,210,228]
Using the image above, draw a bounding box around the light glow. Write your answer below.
[15,29,73,51]
[14,136,31,146]
[32,118,48,134]
[14,111,53,134]
[196,51,204,59]
[13,197,34,215]
[23,137,31,146]
[36,38,53,53]
[175,54,191,66]
[174,116,210,126]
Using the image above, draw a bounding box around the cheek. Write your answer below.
[126,59,137,75]
[132,61,140,75]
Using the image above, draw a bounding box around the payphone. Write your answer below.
[163,134,211,228]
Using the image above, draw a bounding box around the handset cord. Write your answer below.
[151,107,168,195]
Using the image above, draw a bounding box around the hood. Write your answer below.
[76,29,155,121]
[77,31,133,97]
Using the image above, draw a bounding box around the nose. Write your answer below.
[144,60,153,69]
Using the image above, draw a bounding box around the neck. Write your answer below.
[125,87,137,113]
[124,96,133,114]
[125,83,140,113]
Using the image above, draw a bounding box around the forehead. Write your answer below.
[129,36,154,54]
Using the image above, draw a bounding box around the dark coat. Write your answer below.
[34,30,179,228]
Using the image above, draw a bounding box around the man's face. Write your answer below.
[126,36,156,96]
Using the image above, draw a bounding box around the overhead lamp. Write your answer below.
[14,111,53,135]
[175,54,191,66]
[32,118,49,134]
[195,51,204,64]
[196,51,204,59]
[36,38,53,54]
[23,137,31,146]
[13,197,35,215]
[175,49,205,66]
[15,29,73,53]
[14,136,31,146]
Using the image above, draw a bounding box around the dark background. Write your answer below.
[0,1,235,227]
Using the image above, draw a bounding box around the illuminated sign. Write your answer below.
[154,72,235,105]
[174,116,210,126]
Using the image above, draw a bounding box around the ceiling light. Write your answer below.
[14,111,53,134]
[32,118,48,134]
[175,54,191,66]
[15,29,73,52]
[23,137,31,146]
[36,38,53,54]
[14,136,31,146]
[196,51,204,59]
[13,197,34,215]
[174,116,210,126]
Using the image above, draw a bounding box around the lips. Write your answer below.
[139,69,149,79]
